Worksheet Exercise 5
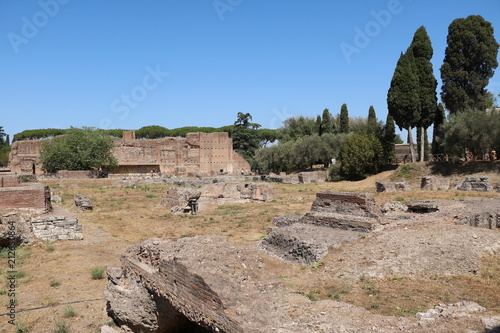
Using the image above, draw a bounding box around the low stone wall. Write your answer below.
[301,191,381,232]
[0,175,20,187]
[31,215,83,241]
[0,183,51,212]
[421,176,450,191]
[298,171,327,184]
[457,176,493,192]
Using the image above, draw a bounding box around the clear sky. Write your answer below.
[1,0,499,139]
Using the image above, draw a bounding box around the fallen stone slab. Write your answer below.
[258,223,359,265]
[406,200,440,213]
[300,191,381,232]
[375,181,411,193]
[74,194,93,211]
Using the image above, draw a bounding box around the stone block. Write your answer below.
[375,181,411,193]
[420,176,450,191]
[300,191,380,232]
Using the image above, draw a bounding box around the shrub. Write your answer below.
[53,320,70,333]
[63,305,77,318]
[90,267,105,280]
[339,133,384,180]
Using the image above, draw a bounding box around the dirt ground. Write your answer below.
[0,161,499,332]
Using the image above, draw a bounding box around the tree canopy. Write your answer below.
[40,127,118,172]
[231,112,261,167]
[339,104,350,134]
[387,50,421,162]
[440,15,499,114]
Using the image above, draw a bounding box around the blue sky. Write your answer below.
[1,0,499,139]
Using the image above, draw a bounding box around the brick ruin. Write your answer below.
[8,131,250,177]
[0,175,52,212]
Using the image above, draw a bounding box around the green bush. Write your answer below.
[339,133,384,180]
[40,127,118,172]
[90,267,105,280]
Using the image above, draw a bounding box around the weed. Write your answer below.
[54,319,70,333]
[14,271,26,279]
[279,275,287,279]
[398,165,415,178]
[334,293,341,300]
[63,305,77,318]
[90,267,105,280]
[295,291,318,301]
[111,234,119,238]
[392,276,405,281]
[395,196,405,202]
[311,261,324,271]
[146,194,157,198]
[0,290,6,295]
[50,281,61,287]
[371,303,380,309]
[15,320,31,333]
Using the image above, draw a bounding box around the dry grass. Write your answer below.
[0,163,499,332]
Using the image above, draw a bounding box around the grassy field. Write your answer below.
[0,161,499,332]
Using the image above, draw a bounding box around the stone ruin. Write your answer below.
[375,181,411,192]
[0,174,52,213]
[457,176,494,192]
[74,194,94,211]
[0,175,83,243]
[1,206,83,246]
[159,182,274,214]
[105,235,500,333]
[158,187,202,214]
[300,191,381,232]
[199,182,274,207]
[9,131,251,177]
[105,236,278,332]
[258,191,380,266]
[420,176,450,191]
[298,170,327,184]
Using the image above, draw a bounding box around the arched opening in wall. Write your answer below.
[32,163,36,175]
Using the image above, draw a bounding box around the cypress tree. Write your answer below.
[339,104,350,134]
[367,105,378,136]
[387,51,421,162]
[431,103,446,155]
[409,26,438,161]
[383,113,397,164]
[321,108,333,135]
[316,115,322,136]
[441,15,499,114]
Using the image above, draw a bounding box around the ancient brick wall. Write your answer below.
[0,175,20,187]
[0,183,52,212]
[9,132,250,176]
[9,140,44,174]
